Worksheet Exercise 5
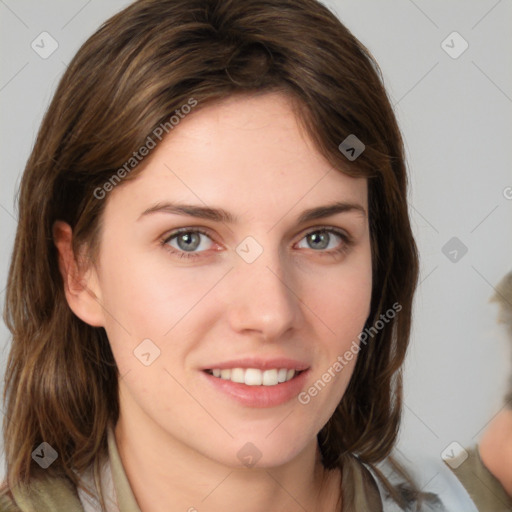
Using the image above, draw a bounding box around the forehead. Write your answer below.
[106,92,368,221]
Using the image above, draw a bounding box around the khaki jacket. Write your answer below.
[446,445,512,512]
[0,425,140,512]
[0,426,383,512]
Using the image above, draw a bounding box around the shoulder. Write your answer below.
[446,444,512,512]
[368,457,447,512]
[0,473,84,512]
[342,456,383,511]
[0,486,21,512]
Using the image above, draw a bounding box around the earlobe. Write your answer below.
[52,220,105,327]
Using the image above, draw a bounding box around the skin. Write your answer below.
[54,92,373,512]
[479,408,512,496]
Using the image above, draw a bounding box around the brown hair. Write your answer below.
[2,0,420,509]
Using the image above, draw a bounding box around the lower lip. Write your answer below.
[201,369,310,408]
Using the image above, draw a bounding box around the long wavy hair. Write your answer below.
[2,0,420,509]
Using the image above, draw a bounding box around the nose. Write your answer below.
[226,244,303,341]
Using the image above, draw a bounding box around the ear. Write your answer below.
[52,220,105,327]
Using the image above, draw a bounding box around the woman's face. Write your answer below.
[89,92,372,468]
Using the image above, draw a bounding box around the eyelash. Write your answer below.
[160,226,353,260]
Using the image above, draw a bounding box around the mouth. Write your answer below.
[200,359,310,408]
[203,367,306,386]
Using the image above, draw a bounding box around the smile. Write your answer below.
[202,367,310,408]
[204,368,304,386]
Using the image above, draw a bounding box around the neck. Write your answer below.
[114,408,341,512]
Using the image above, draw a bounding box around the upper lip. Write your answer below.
[202,357,310,371]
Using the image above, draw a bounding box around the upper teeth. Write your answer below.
[210,368,297,386]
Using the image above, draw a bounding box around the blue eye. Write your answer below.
[162,229,214,258]
[161,227,352,260]
[297,228,350,254]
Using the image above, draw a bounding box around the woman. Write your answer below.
[1,0,427,510]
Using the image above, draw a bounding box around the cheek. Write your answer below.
[304,252,372,346]
[97,249,225,355]
[297,260,372,427]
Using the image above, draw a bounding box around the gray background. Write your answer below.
[1,1,511,510]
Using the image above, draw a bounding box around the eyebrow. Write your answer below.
[138,200,367,224]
